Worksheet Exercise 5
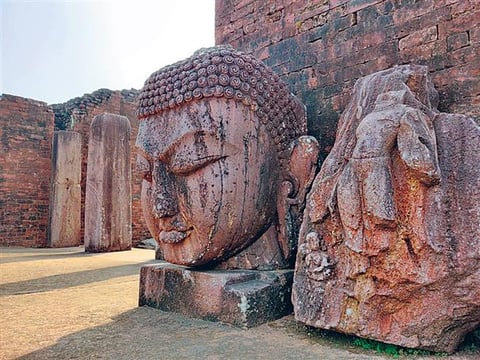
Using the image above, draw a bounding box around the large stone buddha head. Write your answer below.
[136,46,318,269]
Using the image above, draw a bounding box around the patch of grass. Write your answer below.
[301,325,447,357]
[278,318,478,357]
[352,337,440,358]
[459,328,480,352]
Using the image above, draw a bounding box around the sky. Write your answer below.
[1,0,215,104]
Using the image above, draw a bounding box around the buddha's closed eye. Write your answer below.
[169,153,227,176]
[135,131,239,181]
[165,132,239,176]
[136,153,227,181]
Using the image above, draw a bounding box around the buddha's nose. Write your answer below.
[151,162,178,218]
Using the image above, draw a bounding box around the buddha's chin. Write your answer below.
[161,243,217,267]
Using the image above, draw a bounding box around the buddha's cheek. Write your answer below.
[177,165,246,252]
[140,181,157,236]
[176,167,225,240]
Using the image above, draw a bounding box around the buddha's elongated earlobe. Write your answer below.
[277,136,319,261]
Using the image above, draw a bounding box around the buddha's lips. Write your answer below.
[159,230,189,244]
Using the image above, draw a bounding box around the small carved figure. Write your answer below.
[302,232,334,281]
[136,46,318,269]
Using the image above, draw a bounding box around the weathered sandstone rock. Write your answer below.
[84,113,132,252]
[292,65,480,353]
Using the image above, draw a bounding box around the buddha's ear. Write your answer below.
[277,136,319,260]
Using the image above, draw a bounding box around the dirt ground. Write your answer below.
[0,246,478,360]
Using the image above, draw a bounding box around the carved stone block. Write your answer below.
[139,263,293,328]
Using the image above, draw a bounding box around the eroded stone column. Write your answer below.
[48,131,82,247]
[84,113,132,252]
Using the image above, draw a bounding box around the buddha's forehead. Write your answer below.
[136,99,261,159]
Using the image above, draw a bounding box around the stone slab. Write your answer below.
[48,131,82,247]
[84,113,132,252]
[139,262,293,328]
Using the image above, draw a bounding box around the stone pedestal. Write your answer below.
[139,262,293,328]
[84,113,132,252]
[48,131,82,247]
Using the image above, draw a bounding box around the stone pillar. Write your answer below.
[47,131,82,247]
[84,113,132,252]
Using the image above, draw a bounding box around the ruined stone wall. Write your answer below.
[0,89,150,248]
[216,0,480,161]
[0,94,54,247]
[52,89,150,245]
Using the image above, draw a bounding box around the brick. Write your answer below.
[447,31,470,51]
[346,0,383,14]
[470,20,480,41]
[231,2,254,22]
[355,30,387,49]
[329,0,350,9]
[357,6,394,31]
[331,13,354,34]
[450,0,479,18]
[243,21,256,34]
[306,23,329,42]
[399,25,438,50]
[235,0,253,9]
[393,6,451,38]
[446,44,479,67]
[296,3,329,23]
[296,12,328,33]
[392,0,436,22]
[443,10,480,34]
[267,9,284,23]
[283,12,297,37]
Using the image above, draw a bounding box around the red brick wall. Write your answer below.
[0,94,54,247]
[53,89,150,245]
[216,0,480,161]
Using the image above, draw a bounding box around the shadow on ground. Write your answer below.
[17,308,381,360]
[0,249,97,264]
[0,262,155,295]
[17,307,480,360]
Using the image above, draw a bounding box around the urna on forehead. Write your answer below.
[136,45,307,152]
